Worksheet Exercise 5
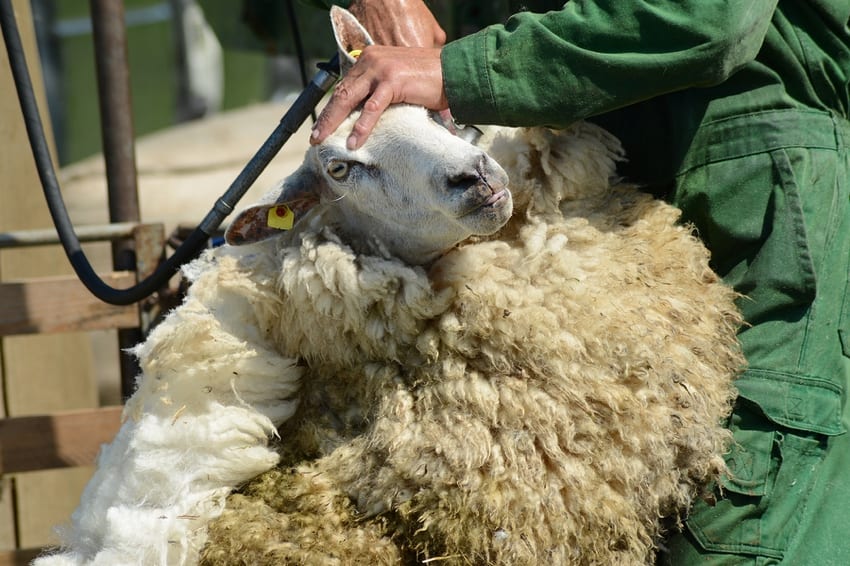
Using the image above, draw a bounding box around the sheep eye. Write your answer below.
[327,160,350,180]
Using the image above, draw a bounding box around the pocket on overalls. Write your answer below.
[684,402,828,561]
[674,147,817,325]
[738,147,817,321]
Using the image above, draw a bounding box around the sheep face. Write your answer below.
[224,7,513,264]
[312,104,512,263]
[227,110,513,264]
[226,106,512,264]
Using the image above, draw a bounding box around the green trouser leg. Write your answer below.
[658,110,850,565]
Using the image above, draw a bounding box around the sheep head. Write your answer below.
[225,7,512,264]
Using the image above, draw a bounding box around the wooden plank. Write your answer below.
[0,407,122,474]
[0,272,139,336]
[0,547,41,566]
[15,468,95,550]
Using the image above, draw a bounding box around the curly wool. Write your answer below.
[34,233,303,566]
[200,123,744,565]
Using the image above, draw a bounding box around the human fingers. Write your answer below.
[311,46,447,146]
[346,84,394,149]
[310,72,372,146]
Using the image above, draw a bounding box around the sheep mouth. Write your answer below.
[459,189,511,218]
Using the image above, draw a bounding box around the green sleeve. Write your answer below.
[441,1,779,127]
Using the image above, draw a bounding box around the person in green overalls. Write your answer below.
[308,1,850,563]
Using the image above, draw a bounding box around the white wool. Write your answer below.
[194,122,740,565]
[35,248,302,566]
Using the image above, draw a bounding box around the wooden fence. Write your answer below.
[0,221,165,565]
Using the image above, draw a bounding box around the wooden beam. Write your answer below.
[0,272,138,336]
[0,407,122,475]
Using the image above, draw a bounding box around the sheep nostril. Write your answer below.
[447,171,481,191]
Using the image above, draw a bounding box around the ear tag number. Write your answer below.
[267,205,295,230]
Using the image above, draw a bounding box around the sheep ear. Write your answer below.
[330,6,374,76]
[225,202,301,246]
[225,172,322,246]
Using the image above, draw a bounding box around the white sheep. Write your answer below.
[196,11,743,565]
[196,120,744,565]
[36,8,743,566]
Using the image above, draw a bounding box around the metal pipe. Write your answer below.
[0,222,143,248]
[89,0,142,398]
[89,0,140,236]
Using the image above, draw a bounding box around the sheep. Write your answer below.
[195,119,743,565]
[194,9,742,565]
[36,7,743,566]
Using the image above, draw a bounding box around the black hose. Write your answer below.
[0,0,338,306]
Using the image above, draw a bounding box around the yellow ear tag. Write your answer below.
[267,204,295,230]
[348,49,362,59]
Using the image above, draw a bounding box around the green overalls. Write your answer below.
[313,0,850,562]
[441,2,850,563]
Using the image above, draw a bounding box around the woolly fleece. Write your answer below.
[33,245,303,565]
[198,123,745,565]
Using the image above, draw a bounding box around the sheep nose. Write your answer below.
[447,169,482,192]
[446,154,504,193]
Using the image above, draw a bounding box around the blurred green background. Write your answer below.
[38,0,335,166]
[33,0,519,166]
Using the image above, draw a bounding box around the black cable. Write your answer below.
[0,0,338,306]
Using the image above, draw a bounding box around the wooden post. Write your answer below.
[0,0,98,551]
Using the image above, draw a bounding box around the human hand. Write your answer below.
[348,0,446,47]
[310,45,448,149]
